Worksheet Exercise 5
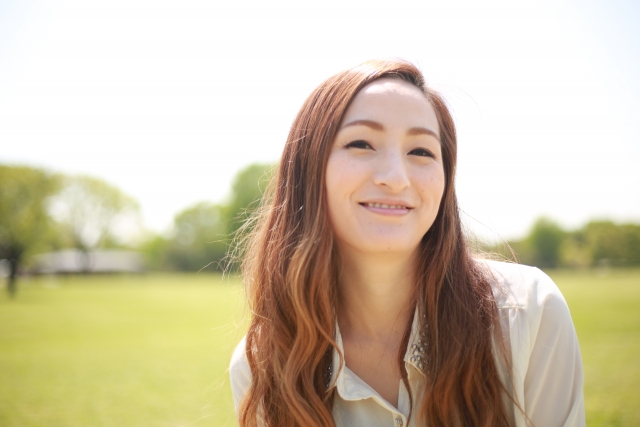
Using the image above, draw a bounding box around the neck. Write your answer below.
[336,248,416,345]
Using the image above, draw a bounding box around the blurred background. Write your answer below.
[1,0,638,425]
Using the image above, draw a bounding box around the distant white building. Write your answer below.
[33,249,144,274]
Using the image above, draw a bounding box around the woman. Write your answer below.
[229,59,584,427]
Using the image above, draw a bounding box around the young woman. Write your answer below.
[229,59,585,427]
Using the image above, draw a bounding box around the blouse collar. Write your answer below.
[327,308,427,394]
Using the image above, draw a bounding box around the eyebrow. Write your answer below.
[341,119,440,141]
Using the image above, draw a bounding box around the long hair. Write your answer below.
[238,59,513,427]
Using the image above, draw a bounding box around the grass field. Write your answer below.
[0,269,639,426]
[546,269,640,427]
[0,274,247,427]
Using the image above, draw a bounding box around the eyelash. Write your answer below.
[409,148,435,158]
[345,140,435,159]
[344,140,372,149]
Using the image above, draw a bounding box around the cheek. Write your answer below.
[325,156,350,222]
[325,154,371,239]
[325,154,368,200]
[325,158,343,198]
[417,165,446,202]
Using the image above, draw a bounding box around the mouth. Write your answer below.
[360,202,413,210]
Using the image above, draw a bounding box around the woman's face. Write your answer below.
[326,78,445,258]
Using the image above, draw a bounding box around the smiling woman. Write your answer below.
[229,60,585,427]
[326,78,445,258]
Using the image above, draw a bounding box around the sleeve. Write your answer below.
[522,269,585,427]
[229,336,253,413]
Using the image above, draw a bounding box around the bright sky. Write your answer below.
[1,0,639,241]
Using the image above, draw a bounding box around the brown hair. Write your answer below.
[238,59,514,427]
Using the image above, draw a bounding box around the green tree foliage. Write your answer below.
[558,230,591,268]
[0,165,60,296]
[582,221,640,266]
[145,163,276,272]
[223,163,275,237]
[47,175,141,256]
[490,217,640,269]
[526,217,565,268]
[138,234,172,271]
[167,202,228,271]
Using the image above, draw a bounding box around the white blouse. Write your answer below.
[229,261,585,427]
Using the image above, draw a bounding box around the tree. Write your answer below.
[223,163,276,238]
[0,165,60,297]
[165,202,228,271]
[138,234,172,271]
[617,223,640,266]
[526,217,565,268]
[47,175,141,270]
[583,220,640,266]
[558,230,591,268]
[488,217,640,269]
[147,163,276,272]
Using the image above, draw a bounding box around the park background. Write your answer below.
[1,0,639,425]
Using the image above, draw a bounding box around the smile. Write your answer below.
[362,203,410,210]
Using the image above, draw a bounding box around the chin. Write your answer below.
[352,238,422,256]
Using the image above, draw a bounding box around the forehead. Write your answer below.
[341,78,438,130]
[358,77,425,98]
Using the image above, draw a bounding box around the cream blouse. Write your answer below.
[229,260,585,426]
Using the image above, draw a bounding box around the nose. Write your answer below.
[372,148,410,192]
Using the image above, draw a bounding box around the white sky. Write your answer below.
[1,0,639,241]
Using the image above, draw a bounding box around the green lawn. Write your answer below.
[547,269,640,427]
[0,274,247,427]
[0,269,638,426]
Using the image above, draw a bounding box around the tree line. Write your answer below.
[0,165,141,296]
[487,217,640,269]
[0,163,273,296]
[139,163,274,272]
[2,162,639,296]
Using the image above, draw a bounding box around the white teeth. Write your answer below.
[365,203,407,209]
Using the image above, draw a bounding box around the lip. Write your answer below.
[359,200,413,216]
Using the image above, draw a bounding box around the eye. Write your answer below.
[409,148,435,158]
[344,140,373,150]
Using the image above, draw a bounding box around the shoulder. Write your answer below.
[229,335,252,411]
[230,335,249,372]
[478,261,585,425]
[479,259,577,341]
[479,259,567,312]
[480,260,580,364]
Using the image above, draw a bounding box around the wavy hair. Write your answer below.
[238,59,514,427]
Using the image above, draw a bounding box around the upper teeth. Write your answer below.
[365,203,406,209]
